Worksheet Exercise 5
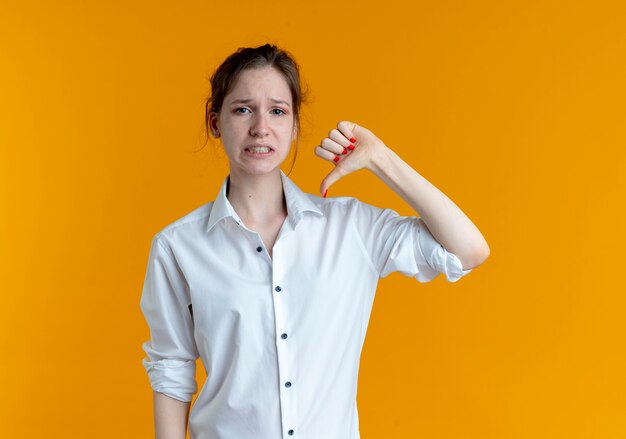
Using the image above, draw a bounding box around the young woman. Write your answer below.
[140,43,489,439]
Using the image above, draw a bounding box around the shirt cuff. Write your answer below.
[142,356,198,403]
[445,251,473,282]
[417,219,473,283]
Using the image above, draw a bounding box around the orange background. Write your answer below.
[1,1,625,437]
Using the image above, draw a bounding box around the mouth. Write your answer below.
[245,144,274,153]
[245,145,274,158]
[244,144,275,158]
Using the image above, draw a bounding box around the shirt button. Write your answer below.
[281,333,288,339]
[288,430,294,435]
[256,246,262,252]
[275,286,282,292]
[285,381,292,388]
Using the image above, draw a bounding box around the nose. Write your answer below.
[250,112,269,137]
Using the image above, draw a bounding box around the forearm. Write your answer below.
[153,390,191,439]
[367,145,490,270]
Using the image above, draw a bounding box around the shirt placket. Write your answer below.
[233,213,299,438]
[269,226,299,438]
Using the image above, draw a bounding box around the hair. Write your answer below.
[201,43,309,176]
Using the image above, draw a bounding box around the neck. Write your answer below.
[226,169,287,224]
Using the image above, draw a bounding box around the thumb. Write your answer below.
[320,165,350,197]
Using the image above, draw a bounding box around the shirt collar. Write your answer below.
[206,169,324,234]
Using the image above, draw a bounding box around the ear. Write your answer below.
[209,112,220,138]
[291,122,298,141]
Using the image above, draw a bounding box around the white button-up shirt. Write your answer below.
[140,169,472,439]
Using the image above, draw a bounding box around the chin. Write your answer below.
[234,161,285,176]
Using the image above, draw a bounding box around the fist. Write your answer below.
[314,121,387,196]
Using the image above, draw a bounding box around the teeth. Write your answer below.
[247,146,271,153]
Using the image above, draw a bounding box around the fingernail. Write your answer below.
[350,137,356,143]
[323,189,328,198]
[342,148,347,154]
[348,144,355,151]
[333,155,339,163]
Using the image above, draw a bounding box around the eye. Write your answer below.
[272,108,286,115]
[235,107,250,114]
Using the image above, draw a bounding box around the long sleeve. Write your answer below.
[139,235,199,402]
[351,200,473,282]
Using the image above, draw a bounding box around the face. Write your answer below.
[210,66,297,177]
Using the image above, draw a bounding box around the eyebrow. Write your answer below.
[229,98,291,107]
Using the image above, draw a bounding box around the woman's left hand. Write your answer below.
[314,120,388,197]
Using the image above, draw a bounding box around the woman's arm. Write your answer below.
[315,121,489,271]
[153,391,190,439]
[366,145,489,270]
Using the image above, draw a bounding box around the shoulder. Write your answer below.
[305,192,359,214]
[302,191,392,221]
[152,201,215,248]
